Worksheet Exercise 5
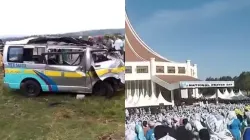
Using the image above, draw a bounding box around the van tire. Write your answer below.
[93,81,114,98]
[103,82,114,98]
[20,80,41,97]
[92,81,106,96]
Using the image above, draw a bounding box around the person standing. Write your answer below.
[227,111,241,140]
[113,35,123,52]
[142,121,150,136]
[105,35,114,50]
[135,124,146,140]
[146,121,156,140]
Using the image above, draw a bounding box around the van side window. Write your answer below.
[8,47,23,63]
[91,51,110,63]
[23,48,33,61]
[45,52,83,66]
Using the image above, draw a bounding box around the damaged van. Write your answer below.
[2,37,125,98]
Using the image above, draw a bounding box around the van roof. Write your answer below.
[5,36,92,46]
[5,44,108,51]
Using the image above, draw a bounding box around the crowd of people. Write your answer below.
[84,34,125,59]
[125,103,250,140]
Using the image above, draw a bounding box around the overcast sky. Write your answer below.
[0,0,125,37]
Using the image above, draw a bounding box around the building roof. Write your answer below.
[125,14,171,62]
[156,75,201,84]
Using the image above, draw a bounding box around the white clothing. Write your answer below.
[113,39,123,50]
[193,120,204,132]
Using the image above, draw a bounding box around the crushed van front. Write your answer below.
[92,59,125,84]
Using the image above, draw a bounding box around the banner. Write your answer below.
[179,81,234,88]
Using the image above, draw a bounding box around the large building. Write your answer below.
[125,13,234,108]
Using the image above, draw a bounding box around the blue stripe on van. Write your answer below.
[34,70,58,92]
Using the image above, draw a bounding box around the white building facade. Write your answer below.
[125,13,234,108]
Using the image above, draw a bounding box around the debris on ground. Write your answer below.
[76,94,85,100]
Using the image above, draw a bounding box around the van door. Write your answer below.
[4,46,25,89]
[43,51,89,93]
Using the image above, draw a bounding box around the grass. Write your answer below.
[0,76,125,140]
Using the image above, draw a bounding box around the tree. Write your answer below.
[204,72,250,95]
[236,72,250,94]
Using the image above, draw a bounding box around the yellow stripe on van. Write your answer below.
[95,67,125,76]
[86,71,95,77]
[95,69,109,76]
[23,69,36,74]
[44,70,62,77]
[111,66,125,73]
[5,68,21,74]
[64,72,83,78]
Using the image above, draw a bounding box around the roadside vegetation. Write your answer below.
[0,75,125,140]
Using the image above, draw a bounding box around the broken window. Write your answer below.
[7,47,42,64]
[45,50,84,66]
[91,50,110,63]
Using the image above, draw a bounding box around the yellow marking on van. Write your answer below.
[5,68,21,74]
[111,66,125,73]
[64,72,83,78]
[44,70,62,77]
[23,69,36,74]
[86,71,95,77]
[95,67,125,76]
[95,69,109,76]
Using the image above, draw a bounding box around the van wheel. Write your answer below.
[92,81,106,96]
[93,81,114,98]
[20,80,41,97]
[103,82,114,98]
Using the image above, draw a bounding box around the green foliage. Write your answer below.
[201,71,250,95]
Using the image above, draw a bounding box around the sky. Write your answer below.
[0,0,125,37]
[126,0,250,79]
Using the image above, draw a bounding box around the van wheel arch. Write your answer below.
[20,78,42,97]
[92,77,119,98]
[21,78,42,89]
[103,77,119,92]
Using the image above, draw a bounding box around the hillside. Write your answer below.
[1,28,125,41]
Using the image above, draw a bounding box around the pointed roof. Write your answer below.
[125,13,171,62]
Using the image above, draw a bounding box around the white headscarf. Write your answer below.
[227,111,237,125]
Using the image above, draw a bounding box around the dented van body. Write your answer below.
[3,37,124,97]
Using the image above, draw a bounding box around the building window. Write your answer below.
[156,66,164,73]
[125,66,132,73]
[136,66,148,73]
[167,66,175,73]
[178,67,186,74]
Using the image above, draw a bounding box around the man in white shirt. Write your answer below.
[113,35,124,58]
[113,36,123,51]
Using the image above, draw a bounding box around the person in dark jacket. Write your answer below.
[175,126,195,140]
[154,125,176,140]
[243,127,250,140]
[199,128,210,140]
